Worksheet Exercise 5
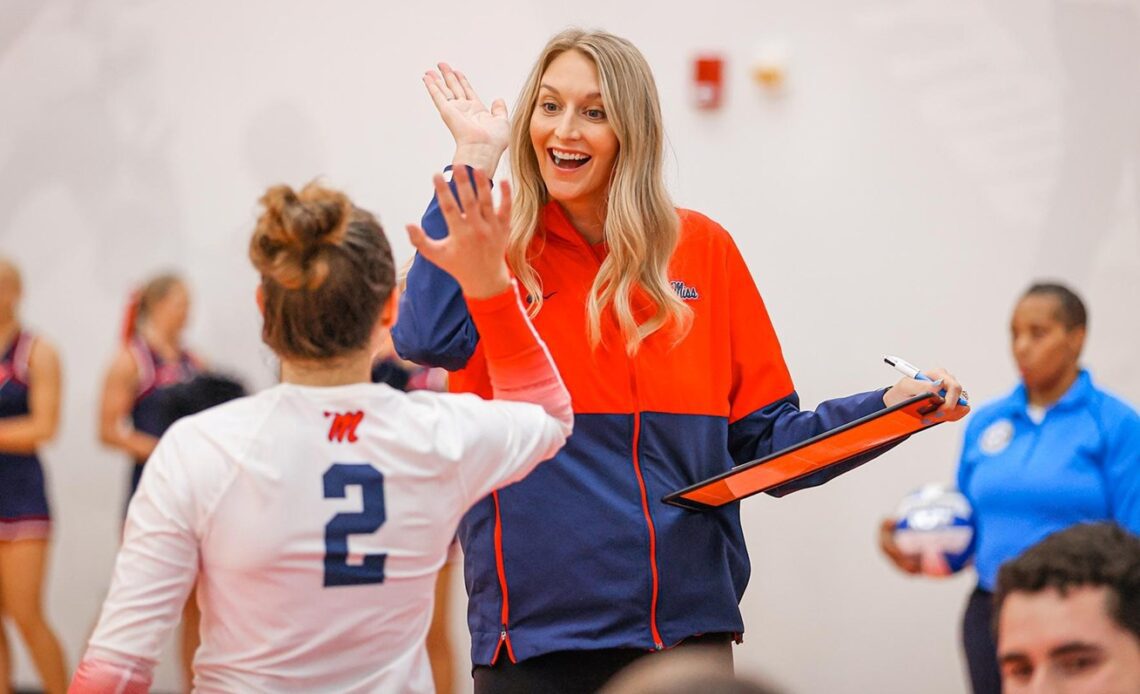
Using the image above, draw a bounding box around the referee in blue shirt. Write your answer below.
[881,282,1140,694]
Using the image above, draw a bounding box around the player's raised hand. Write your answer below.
[406,167,512,300]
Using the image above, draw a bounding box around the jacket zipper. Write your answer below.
[626,344,664,650]
[630,409,665,649]
[493,225,664,655]
[587,229,663,650]
[490,490,516,663]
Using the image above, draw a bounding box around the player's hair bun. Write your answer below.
[250,182,352,290]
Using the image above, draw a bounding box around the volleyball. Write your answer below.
[893,485,976,576]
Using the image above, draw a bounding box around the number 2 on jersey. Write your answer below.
[323,463,387,587]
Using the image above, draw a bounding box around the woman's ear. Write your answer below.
[379,289,399,329]
[1068,324,1087,359]
[255,284,265,316]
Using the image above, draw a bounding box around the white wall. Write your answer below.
[1,0,1137,692]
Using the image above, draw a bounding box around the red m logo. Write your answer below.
[325,411,364,443]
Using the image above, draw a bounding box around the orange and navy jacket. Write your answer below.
[392,169,891,665]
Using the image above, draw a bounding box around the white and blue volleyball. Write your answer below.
[893,484,976,576]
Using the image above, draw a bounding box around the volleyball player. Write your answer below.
[72,168,571,692]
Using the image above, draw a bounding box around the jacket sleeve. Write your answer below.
[955,416,983,504]
[719,233,894,496]
[390,166,482,371]
[449,281,573,503]
[1103,401,1140,534]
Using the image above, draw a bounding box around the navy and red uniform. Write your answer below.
[0,331,51,542]
[393,171,895,673]
[126,336,200,498]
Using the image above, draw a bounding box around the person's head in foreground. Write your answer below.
[995,522,1140,693]
[599,649,784,694]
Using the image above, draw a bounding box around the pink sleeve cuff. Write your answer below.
[70,656,153,694]
[464,282,538,362]
[464,281,572,431]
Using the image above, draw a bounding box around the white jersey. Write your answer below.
[82,381,567,693]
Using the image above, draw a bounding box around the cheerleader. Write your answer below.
[0,258,67,694]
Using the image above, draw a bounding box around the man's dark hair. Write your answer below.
[995,522,1140,639]
[1023,282,1088,330]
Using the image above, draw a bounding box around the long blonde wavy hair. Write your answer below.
[507,29,691,354]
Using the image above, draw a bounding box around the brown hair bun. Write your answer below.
[248,181,395,361]
[251,182,352,290]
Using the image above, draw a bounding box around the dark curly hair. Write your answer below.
[995,522,1140,640]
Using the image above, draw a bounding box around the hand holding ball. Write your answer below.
[892,485,976,577]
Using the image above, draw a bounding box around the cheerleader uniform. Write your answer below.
[126,336,200,499]
[0,331,51,542]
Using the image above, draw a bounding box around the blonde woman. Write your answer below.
[0,259,68,694]
[100,273,201,504]
[393,29,969,692]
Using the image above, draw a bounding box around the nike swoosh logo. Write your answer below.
[526,291,557,304]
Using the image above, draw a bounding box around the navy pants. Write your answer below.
[963,586,1002,694]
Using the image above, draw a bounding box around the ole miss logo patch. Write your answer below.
[670,280,699,301]
[325,411,364,443]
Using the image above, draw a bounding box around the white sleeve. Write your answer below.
[72,425,203,693]
[444,394,569,506]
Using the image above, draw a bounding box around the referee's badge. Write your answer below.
[979,419,1013,455]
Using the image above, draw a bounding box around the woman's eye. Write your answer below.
[585,108,606,119]
[541,102,559,113]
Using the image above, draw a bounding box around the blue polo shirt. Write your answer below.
[957,370,1140,590]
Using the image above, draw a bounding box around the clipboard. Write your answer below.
[662,392,946,511]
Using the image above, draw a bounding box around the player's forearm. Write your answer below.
[70,651,154,694]
[465,281,572,435]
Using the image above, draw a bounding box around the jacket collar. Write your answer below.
[540,201,607,259]
[1008,368,1092,416]
[540,200,578,244]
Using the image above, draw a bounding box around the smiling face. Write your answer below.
[999,586,1140,693]
[529,49,619,224]
[1010,293,1084,395]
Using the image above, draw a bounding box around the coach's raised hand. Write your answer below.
[406,166,512,300]
[423,62,509,177]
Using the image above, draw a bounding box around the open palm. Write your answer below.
[424,63,510,155]
[406,166,512,300]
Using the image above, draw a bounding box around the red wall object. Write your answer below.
[693,55,724,110]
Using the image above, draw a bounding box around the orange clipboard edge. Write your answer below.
[662,392,944,512]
